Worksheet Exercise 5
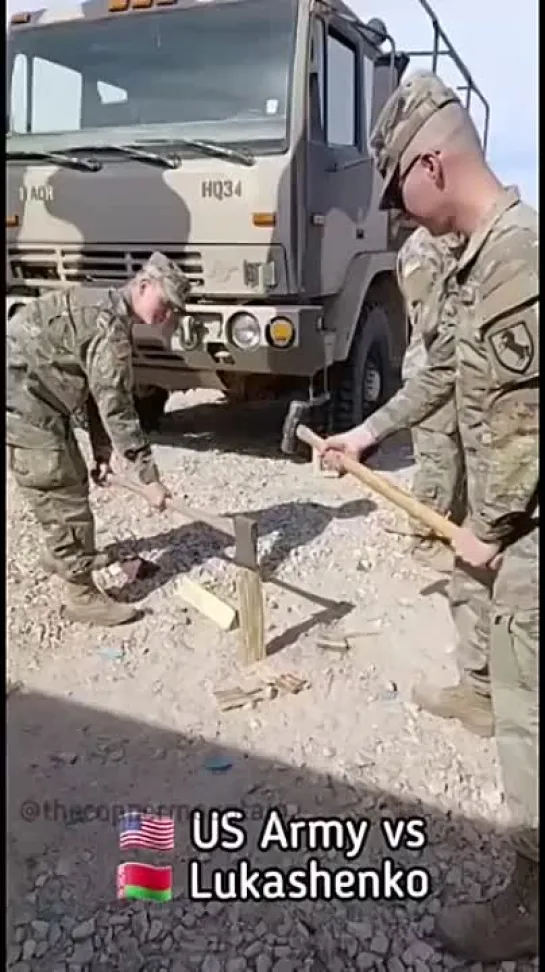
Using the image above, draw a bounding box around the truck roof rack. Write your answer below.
[320,0,490,154]
[402,0,490,153]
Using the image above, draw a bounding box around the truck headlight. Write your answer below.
[227,312,260,350]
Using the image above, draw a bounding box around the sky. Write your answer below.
[6,0,538,207]
[364,0,538,207]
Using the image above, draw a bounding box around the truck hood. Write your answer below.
[6,154,292,297]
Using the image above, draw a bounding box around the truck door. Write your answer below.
[303,14,375,299]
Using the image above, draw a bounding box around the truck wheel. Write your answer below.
[134,387,170,433]
[333,302,395,433]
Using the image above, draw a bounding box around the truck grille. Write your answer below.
[7,245,205,290]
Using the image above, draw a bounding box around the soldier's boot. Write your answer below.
[40,550,112,576]
[62,575,140,627]
[435,854,539,961]
[410,536,454,574]
[411,680,494,737]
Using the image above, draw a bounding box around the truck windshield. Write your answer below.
[7,0,297,151]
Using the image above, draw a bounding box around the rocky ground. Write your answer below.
[7,391,538,972]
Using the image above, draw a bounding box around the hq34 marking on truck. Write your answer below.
[201,180,244,200]
[6,0,489,439]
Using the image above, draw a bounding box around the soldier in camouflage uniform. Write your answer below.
[397,227,465,573]
[321,72,539,962]
[7,252,190,627]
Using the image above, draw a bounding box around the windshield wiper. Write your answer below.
[85,143,180,169]
[6,148,101,172]
[7,136,255,172]
[178,138,255,167]
[140,137,255,167]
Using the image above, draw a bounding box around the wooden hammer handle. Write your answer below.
[296,425,458,544]
[108,474,236,539]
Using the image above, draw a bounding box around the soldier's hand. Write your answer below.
[320,428,376,474]
[91,460,113,486]
[452,526,501,569]
[141,481,171,512]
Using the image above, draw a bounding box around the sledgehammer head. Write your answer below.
[281,400,309,455]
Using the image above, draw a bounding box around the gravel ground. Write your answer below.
[7,391,538,972]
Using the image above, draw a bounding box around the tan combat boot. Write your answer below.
[411,680,494,737]
[62,576,140,626]
[410,536,454,574]
[40,550,112,576]
[435,854,539,961]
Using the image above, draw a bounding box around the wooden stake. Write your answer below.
[234,515,265,665]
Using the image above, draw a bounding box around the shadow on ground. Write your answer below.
[102,497,375,605]
[151,399,415,474]
[7,690,525,971]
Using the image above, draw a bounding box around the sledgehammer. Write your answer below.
[294,425,458,545]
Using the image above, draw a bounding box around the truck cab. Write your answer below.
[6,0,489,433]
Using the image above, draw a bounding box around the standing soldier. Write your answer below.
[397,227,465,572]
[7,252,190,627]
[323,226,494,740]
[321,72,539,961]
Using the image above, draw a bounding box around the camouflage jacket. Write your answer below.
[456,192,539,539]
[6,286,160,485]
[365,186,539,556]
[398,227,462,382]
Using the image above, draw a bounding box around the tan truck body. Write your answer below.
[6,0,489,431]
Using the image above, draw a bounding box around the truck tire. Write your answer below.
[333,302,395,433]
[134,387,170,433]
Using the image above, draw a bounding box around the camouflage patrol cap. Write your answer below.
[140,251,191,310]
[370,71,465,211]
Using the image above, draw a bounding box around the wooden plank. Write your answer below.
[234,515,266,665]
[176,577,238,631]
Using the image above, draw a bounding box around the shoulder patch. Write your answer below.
[488,320,535,375]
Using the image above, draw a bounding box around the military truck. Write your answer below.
[6,0,489,435]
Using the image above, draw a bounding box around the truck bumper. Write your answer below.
[133,303,334,382]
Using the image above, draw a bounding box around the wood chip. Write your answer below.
[214,671,309,711]
[264,672,309,694]
[317,634,350,654]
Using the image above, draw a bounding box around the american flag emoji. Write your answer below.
[118,811,175,851]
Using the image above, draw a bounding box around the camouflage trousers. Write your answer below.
[448,447,493,697]
[491,531,539,862]
[411,421,466,521]
[492,608,539,861]
[404,341,465,524]
[410,409,491,696]
[449,560,493,698]
[8,429,97,582]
